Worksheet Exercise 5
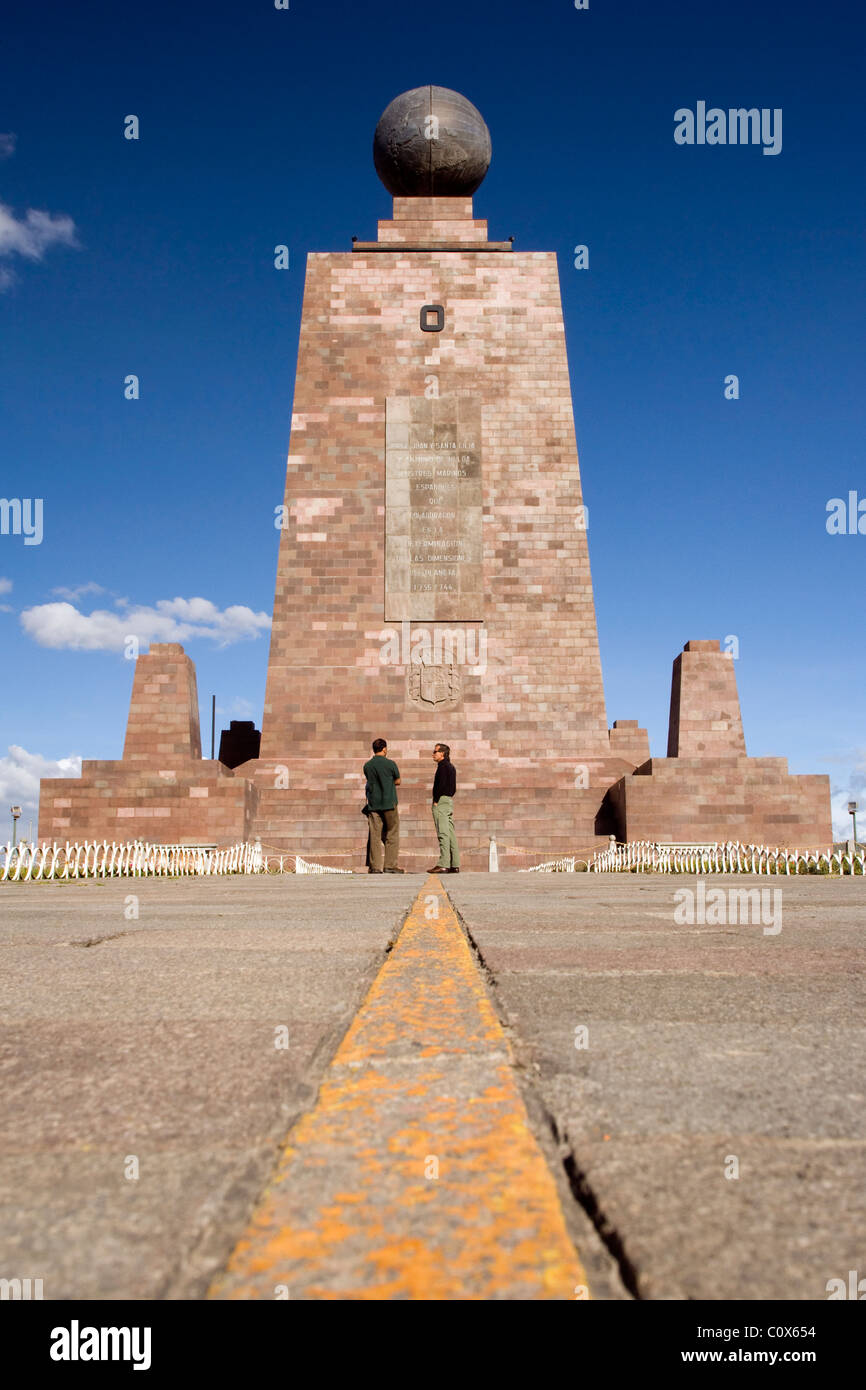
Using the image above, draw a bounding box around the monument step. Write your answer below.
[253,787,609,805]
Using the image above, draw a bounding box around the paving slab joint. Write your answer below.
[554,1121,643,1300]
[209,879,596,1299]
[442,886,641,1301]
[159,902,407,1300]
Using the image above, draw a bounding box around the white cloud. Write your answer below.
[0,745,82,843]
[20,595,271,651]
[0,134,16,160]
[0,202,78,258]
[831,752,866,844]
[216,697,256,719]
[50,581,105,601]
[0,577,11,594]
[0,199,78,291]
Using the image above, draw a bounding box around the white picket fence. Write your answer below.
[0,840,364,882]
[524,855,589,873]
[4,837,862,882]
[0,840,273,882]
[587,840,865,876]
[294,856,353,876]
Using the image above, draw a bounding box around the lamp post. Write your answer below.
[849,801,859,848]
[10,805,22,849]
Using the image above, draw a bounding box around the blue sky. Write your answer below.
[1,0,863,841]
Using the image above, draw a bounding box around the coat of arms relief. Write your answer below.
[407,659,462,711]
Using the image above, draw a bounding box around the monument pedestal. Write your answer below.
[244,754,636,869]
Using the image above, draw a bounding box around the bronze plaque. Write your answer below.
[385,395,483,621]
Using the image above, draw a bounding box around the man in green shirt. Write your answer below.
[363,738,404,873]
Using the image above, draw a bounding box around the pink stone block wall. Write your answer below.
[38,644,254,847]
[123,643,202,762]
[667,640,746,758]
[255,195,615,854]
[605,642,832,848]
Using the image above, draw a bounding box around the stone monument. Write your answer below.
[39,87,832,861]
[240,84,632,866]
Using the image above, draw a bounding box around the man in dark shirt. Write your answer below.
[428,742,460,873]
[363,738,404,873]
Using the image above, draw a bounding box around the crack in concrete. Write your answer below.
[64,931,141,948]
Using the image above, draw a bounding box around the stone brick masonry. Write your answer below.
[667,640,745,757]
[39,645,258,847]
[245,195,631,865]
[606,642,830,849]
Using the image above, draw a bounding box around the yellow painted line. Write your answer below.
[209,878,590,1300]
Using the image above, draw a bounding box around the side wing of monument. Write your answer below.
[605,641,832,849]
[38,644,258,846]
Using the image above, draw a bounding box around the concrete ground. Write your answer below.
[446,874,866,1301]
[0,871,863,1300]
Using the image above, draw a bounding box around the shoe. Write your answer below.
[384,867,405,873]
[427,866,446,873]
[447,867,460,873]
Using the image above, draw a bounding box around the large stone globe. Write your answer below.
[373,86,492,197]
